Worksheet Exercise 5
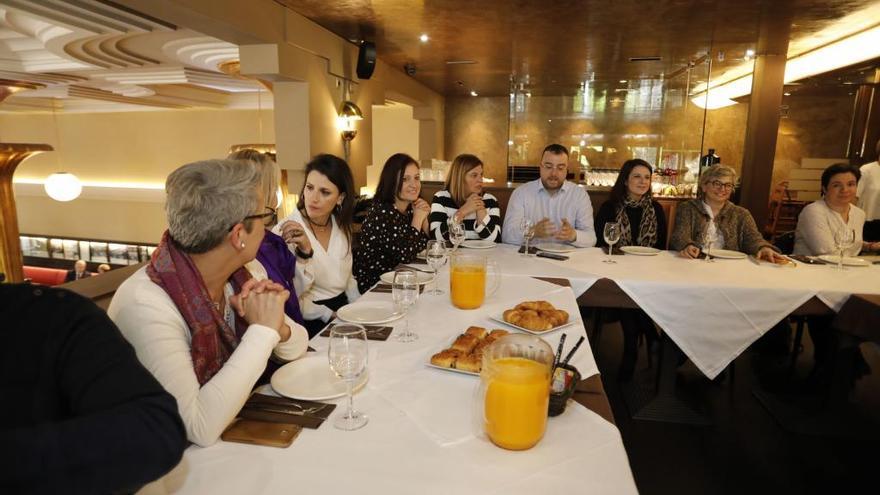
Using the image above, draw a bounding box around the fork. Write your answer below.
[246,402,329,416]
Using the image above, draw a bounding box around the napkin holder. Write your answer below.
[548,364,581,417]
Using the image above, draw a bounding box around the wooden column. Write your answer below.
[0,144,53,283]
[739,6,792,230]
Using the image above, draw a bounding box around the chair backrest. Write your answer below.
[772,231,796,254]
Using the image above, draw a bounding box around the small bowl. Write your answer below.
[548,364,581,417]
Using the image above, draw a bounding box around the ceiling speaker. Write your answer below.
[357,41,376,80]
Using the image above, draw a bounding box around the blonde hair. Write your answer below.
[228,149,280,213]
[698,165,737,199]
[443,153,483,206]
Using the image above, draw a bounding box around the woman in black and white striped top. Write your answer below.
[429,154,501,241]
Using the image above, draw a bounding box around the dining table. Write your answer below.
[140,268,639,494]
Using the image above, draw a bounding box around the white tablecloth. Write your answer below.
[489,244,880,379]
[143,274,636,495]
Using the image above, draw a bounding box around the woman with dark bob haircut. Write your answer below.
[594,158,667,380]
[353,153,430,292]
[274,154,361,336]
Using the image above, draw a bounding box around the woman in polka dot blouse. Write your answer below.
[354,153,430,293]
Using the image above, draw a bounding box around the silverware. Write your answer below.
[245,403,329,416]
[402,265,435,274]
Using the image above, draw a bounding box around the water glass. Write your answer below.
[328,324,368,430]
[425,240,447,295]
[448,219,466,251]
[392,269,419,342]
[603,222,621,264]
[833,227,855,271]
[702,229,714,263]
[520,218,536,257]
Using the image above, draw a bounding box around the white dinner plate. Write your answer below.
[336,301,404,325]
[379,270,435,285]
[818,254,871,267]
[708,249,747,259]
[620,246,661,256]
[489,314,577,335]
[271,355,368,401]
[534,242,575,253]
[460,239,496,249]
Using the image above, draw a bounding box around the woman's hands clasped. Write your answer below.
[229,279,291,342]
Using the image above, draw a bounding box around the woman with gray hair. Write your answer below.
[108,159,309,447]
[670,164,783,262]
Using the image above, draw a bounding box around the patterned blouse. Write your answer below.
[428,190,501,241]
[353,201,428,293]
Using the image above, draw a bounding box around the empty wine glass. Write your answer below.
[702,227,714,263]
[520,217,536,257]
[448,218,466,252]
[425,240,447,296]
[328,324,368,431]
[603,222,621,264]
[392,269,419,342]
[833,226,856,271]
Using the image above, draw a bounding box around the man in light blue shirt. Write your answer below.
[502,144,596,248]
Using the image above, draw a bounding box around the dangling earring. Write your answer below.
[335,203,341,213]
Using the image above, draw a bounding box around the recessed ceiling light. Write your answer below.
[419,34,429,43]
[548,119,552,123]
[508,140,514,146]
[470,90,479,96]
[619,79,628,84]
[784,92,791,96]
[745,49,755,57]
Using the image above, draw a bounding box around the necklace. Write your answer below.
[308,216,332,231]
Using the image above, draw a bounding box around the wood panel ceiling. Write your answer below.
[276,0,880,97]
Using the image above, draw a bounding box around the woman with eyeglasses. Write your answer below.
[353,153,430,293]
[670,165,782,262]
[229,149,307,325]
[109,160,309,447]
[274,154,361,336]
[594,159,667,380]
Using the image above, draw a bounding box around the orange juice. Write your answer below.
[484,356,551,450]
[450,265,486,309]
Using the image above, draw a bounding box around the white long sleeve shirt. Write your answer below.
[108,267,309,447]
[273,209,360,322]
[501,179,597,247]
[857,161,880,221]
[793,199,865,256]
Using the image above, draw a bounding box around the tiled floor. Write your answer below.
[592,320,879,495]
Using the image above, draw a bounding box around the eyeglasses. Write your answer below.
[709,180,735,191]
[232,206,277,231]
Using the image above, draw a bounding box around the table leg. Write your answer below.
[620,334,712,426]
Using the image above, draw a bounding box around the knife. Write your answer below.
[242,403,328,418]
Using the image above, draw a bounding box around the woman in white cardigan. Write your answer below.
[275,154,361,336]
[109,160,309,447]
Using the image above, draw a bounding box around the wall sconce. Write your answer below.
[337,100,364,142]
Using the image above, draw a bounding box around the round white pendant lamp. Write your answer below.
[44,172,82,202]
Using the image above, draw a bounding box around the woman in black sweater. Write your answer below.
[595,159,667,380]
[354,153,430,292]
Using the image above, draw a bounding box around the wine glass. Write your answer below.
[833,226,856,271]
[392,269,419,342]
[702,227,714,263]
[448,219,466,252]
[425,240,448,296]
[328,324,369,431]
[603,222,621,264]
[520,217,536,257]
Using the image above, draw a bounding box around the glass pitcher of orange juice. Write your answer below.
[477,334,553,450]
[449,252,500,310]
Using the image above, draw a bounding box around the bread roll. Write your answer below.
[430,349,462,368]
[451,334,479,353]
[465,326,488,339]
[456,353,482,373]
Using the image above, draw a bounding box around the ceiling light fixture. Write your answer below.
[619,79,628,84]
[44,100,82,202]
[470,90,478,97]
[419,33,429,43]
[691,17,880,109]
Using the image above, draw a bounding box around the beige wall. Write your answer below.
[2,108,275,243]
[372,103,420,171]
[445,96,509,182]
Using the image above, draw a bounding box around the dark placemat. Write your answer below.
[238,393,335,429]
[371,283,425,294]
[319,323,393,341]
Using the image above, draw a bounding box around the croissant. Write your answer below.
[515,300,556,312]
[504,309,553,331]
[543,309,569,327]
